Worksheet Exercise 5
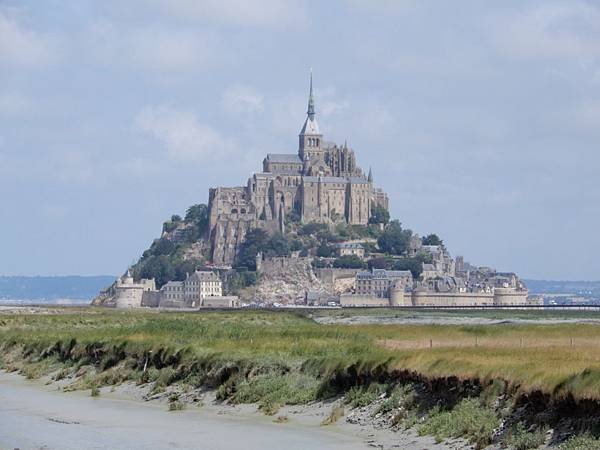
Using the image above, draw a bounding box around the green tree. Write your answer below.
[422,233,443,247]
[391,258,422,278]
[174,258,204,280]
[377,220,412,255]
[368,256,393,270]
[137,255,176,288]
[316,243,335,258]
[369,204,390,225]
[333,255,367,269]
[171,214,182,222]
[144,238,176,258]
[185,204,208,223]
[298,222,328,236]
[267,232,291,257]
[236,228,269,270]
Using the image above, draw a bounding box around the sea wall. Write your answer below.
[340,294,389,307]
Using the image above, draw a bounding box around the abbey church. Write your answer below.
[208,75,389,265]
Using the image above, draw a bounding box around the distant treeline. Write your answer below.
[524,279,600,296]
[0,276,116,300]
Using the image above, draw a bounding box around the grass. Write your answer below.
[559,434,600,449]
[345,382,387,408]
[418,398,499,448]
[502,423,547,450]
[5,309,600,445]
[2,309,600,400]
[232,372,321,414]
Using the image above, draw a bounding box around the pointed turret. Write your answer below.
[307,69,315,120]
[367,167,373,182]
[299,70,323,161]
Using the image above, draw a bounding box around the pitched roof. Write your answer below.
[187,271,220,282]
[266,153,302,164]
[303,176,347,184]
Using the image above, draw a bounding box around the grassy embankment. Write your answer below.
[2,309,600,448]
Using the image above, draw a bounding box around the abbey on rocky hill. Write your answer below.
[208,73,389,265]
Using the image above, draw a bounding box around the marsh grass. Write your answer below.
[3,309,600,403]
[502,423,547,450]
[345,382,387,408]
[375,384,414,416]
[559,434,600,450]
[232,372,321,414]
[418,398,499,448]
[321,405,344,425]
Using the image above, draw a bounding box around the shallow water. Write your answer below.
[0,372,371,450]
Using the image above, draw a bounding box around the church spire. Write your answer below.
[307,69,315,120]
[367,167,373,182]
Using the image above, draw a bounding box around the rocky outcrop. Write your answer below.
[244,257,332,305]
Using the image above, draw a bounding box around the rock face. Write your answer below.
[244,257,331,305]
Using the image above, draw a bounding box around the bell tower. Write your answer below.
[298,70,323,161]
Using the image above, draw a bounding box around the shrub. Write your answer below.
[90,386,100,397]
[345,383,386,408]
[321,405,344,425]
[232,373,320,415]
[503,423,547,450]
[332,255,366,269]
[168,400,185,411]
[418,398,499,448]
[559,434,600,450]
[375,385,414,416]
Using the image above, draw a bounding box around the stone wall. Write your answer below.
[141,291,160,308]
[202,296,240,308]
[411,291,495,307]
[340,294,389,307]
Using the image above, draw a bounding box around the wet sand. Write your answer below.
[0,371,457,450]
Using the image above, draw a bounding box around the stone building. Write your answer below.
[355,269,413,298]
[208,73,389,265]
[159,270,225,308]
[335,242,365,258]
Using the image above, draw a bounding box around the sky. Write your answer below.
[0,0,599,280]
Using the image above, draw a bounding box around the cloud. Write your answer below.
[490,2,600,63]
[0,11,58,67]
[220,85,264,115]
[144,0,306,29]
[88,21,214,72]
[134,105,235,161]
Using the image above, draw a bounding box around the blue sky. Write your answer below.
[1,0,599,280]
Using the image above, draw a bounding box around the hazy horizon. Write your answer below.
[2,1,599,280]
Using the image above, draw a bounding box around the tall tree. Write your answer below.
[377,220,412,255]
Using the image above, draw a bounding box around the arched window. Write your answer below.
[240,208,246,214]
[231,208,238,214]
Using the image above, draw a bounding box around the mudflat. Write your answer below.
[0,372,363,450]
[0,371,451,450]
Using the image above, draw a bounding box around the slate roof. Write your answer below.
[303,176,348,183]
[265,153,303,164]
